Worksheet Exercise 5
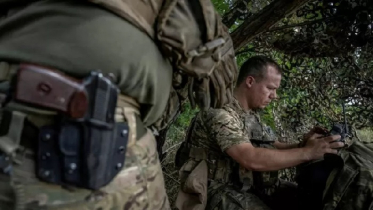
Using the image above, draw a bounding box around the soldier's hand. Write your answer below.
[303,133,343,160]
[303,126,329,141]
[298,126,329,148]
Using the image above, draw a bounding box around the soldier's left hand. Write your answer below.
[298,126,329,148]
[303,126,329,141]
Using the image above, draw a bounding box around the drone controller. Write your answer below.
[328,123,347,143]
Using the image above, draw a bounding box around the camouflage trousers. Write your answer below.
[206,180,298,210]
[0,108,170,210]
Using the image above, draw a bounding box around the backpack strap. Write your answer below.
[174,114,198,169]
[185,114,198,145]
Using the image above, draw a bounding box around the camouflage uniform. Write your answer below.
[323,140,373,210]
[297,140,373,210]
[0,1,171,209]
[0,0,237,209]
[176,98,297,210]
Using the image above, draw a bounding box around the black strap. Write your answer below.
[184,114,198,145]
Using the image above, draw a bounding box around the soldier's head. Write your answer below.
[235,56,282,110]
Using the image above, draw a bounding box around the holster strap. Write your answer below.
[115,94,141,147]
[0,111,26,157]
[0,62,18,81]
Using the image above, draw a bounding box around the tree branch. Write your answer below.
[230,0,312,51]
[266,17,336,33]
[235,48,257,56]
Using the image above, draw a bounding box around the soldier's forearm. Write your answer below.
[243,147,310,171]
[273,141,299,150]
[226,143,310,172]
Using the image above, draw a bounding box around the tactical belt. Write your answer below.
[0,62,140,190]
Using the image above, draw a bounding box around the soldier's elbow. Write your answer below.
[241,152,265,171]
[242,160,265,171]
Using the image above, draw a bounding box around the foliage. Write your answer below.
[167,102,198,145]
[234,0,373,136]
[356,128,373,142]
[211,0,231,16]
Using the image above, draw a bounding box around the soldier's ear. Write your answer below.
[245,76,255,88]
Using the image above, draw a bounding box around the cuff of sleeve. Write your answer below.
[221,139,251,152]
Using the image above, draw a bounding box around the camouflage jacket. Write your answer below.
[180,98,278,192]
[322,140,373,210]
[297,137,373,210]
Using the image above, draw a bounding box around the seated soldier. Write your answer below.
[175,55,344,210]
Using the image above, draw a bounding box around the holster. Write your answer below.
[1,64,130,190]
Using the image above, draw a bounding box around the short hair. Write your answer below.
[236,55,282,86]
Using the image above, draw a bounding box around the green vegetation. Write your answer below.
[167,102,198,146]
[357,129,373,142]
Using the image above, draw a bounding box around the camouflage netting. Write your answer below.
[237,0,373,139]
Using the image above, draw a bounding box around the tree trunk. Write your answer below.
[231,0,312,51]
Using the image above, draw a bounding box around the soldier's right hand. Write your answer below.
[303,133,343,160]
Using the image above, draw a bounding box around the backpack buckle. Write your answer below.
[187,38,226,57]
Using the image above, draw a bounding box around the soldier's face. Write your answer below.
[246,66,281,109]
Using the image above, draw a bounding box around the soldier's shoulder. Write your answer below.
[202,105,238,120]
[196,105,241,130]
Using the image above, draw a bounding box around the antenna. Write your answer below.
[342,100,349,134]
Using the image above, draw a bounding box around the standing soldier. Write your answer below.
[0,0,237,209]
